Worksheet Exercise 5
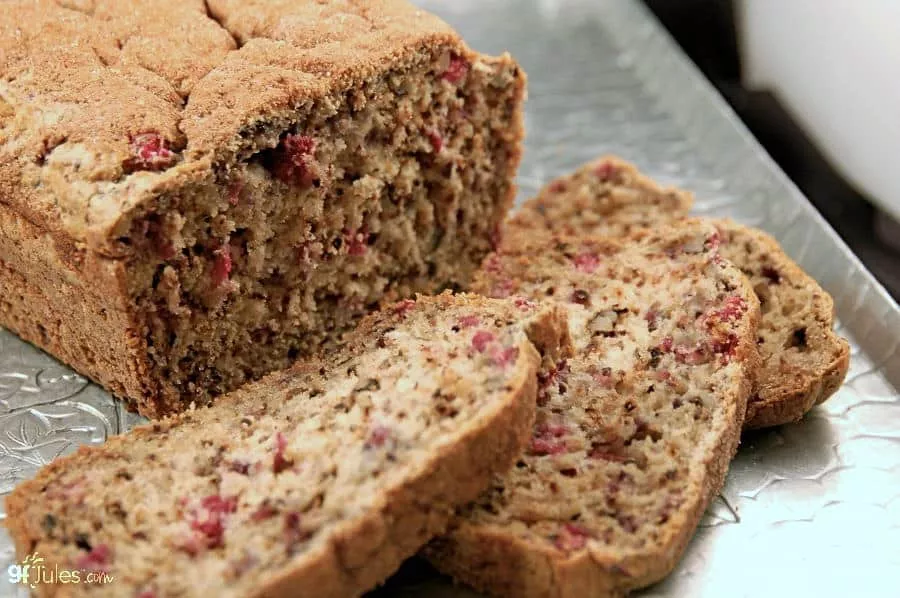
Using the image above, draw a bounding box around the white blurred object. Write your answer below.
[738,0,900,223]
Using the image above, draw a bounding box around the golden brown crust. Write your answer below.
[5,294,569,598]
[0,0,463,245]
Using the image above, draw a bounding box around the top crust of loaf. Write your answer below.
[0,0,511,250]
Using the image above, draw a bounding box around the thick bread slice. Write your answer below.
[5,293,571,598]
[425,223,760,597]
[506,156,693,239]
[513,157,849,429]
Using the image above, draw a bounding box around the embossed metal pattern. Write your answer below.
[2,1,898,596]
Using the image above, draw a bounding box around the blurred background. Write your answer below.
[642,0,900,300]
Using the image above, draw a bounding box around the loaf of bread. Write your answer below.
[6,293,571,598]
[511,156,849,428]
[425,223,760,597]
[0,0,525,417]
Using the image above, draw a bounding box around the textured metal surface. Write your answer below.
[2,0,899,596]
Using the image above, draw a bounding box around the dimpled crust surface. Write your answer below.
[0,0,526,417]
[506,156,693,240]
[425,222,761,598]
[5,293,573,598]
[511,157,849,429]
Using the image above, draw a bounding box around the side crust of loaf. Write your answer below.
[5,294,570,598]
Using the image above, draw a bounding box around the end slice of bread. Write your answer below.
[507,155,693,240]
[425,222,760,597]
[711,220,850,428]
[5,293,571,598]
[513,156,849,429]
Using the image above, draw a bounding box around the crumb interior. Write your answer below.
[122,49,521,414]
[18,299,535,597]
[460,230,751,557]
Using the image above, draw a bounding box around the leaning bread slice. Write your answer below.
[5,293,571,598]
[425,222,760,597]
[506,155,693,239]
[711,220,850,428]
[507,156,849,429]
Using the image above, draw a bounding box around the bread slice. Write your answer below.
[425,222,761,597]
[5,293,571,598]
[506,155,693,240]
[712,220,850,428]
[512,156,849,429]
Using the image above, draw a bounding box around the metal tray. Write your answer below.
[2,1,898,596]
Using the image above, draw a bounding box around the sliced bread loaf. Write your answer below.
[5,293,571,598]
[506,155,693,240]
[512,157,849,429]
[425,223,761,597]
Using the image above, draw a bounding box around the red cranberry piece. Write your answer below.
[471,330,495,353]
[272,134,317,187]
[594,160,617,181]
[704,231,722,252]
[137,591,157,598]
[644,309,659,331]
[227,179,244,206]
[529,438,566,456]
[489,345,519,368]
[251,502,278,522]
[573,252,600,274]
[660,336,674,352]
[187,495,237,550]
[709,296,748,324]
[392,299,416,319]
[211,244,233,287]
[75,543,112,572]
[674,344,710,365]
[273,432,293,474]
[442,54,469,83]
[426,128,443,153]
[127,132,176,172]
[365,425,392,449]
[513,297,537,311]
[528,422,568,455]
[458,315,480,328]
[344,228,368,256]
[554,524,591,551]
[591,367,614,389]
